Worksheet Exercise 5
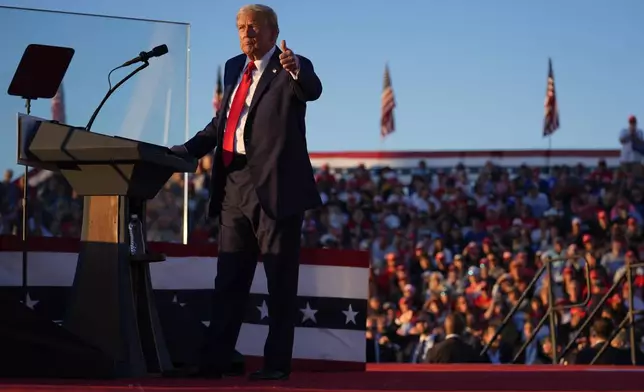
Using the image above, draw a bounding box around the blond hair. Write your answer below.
[237,4,279,33]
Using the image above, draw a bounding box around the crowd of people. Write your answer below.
[2,151,644,365]
[360,158,644,365]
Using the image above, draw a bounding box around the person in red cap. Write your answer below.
[619,115,644,166]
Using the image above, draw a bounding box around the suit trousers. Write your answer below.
[200,155,302,373]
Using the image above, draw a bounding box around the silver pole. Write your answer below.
[21,104,31,303]
[163,89,172,146]
[181,25,191,245]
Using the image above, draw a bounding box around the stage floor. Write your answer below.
[1,364,643,392]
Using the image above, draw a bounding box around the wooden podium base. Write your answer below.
[16,115,198,378]
[63,196,172,378]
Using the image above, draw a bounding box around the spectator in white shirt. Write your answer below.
[619,115,644,164]
[410,187,441,213]
[601,240,626,277]
[523,185,550,218]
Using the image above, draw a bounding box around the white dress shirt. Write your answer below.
[619,127,644,163]
[226,45,300,154]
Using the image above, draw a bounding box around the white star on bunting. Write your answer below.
[21,293,39,310]
[257,300,269,320]
[342,304,358,325]
[172,295,186,307]
[300,302,318,323]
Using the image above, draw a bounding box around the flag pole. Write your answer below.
[547,134,552,174]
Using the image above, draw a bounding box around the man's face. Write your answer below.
[237,11,276,59]
[542,340,552,354]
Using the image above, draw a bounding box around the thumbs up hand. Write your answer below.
[279,40,299,74]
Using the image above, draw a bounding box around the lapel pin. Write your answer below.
[272,68,277,73]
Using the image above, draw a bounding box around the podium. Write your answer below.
[17,114,197,378]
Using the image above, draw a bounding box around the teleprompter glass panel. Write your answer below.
[0,6,190,244]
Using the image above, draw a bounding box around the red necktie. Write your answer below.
[222,61,256,166]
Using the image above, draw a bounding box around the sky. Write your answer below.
[0,0,643,172]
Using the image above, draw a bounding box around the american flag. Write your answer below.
[51,83,66,124]
[212,66,223,115]
[381,64,396,138]
[543,58,559,137]
[0,240,369,371]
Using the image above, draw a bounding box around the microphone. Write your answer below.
[121,44,168,67]
[85,44,169,132]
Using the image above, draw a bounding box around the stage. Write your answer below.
[1,364,643,392]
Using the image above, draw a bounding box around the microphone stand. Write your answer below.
[21,97,32,304]
[86,61,149,132]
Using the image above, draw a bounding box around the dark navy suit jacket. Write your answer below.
[183,47,322,220]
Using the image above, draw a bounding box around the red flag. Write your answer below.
[381,64,396,138]
[51,83,66,124]
[543,58,560,137]
[212,66,223,115]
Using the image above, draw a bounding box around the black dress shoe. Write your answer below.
[248,369,290,381]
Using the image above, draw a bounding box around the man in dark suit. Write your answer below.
[573,317,627,365]
[611,328,644,365]
[481,323,514,364]
[427,313,488,364]
[171,4,322,381]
